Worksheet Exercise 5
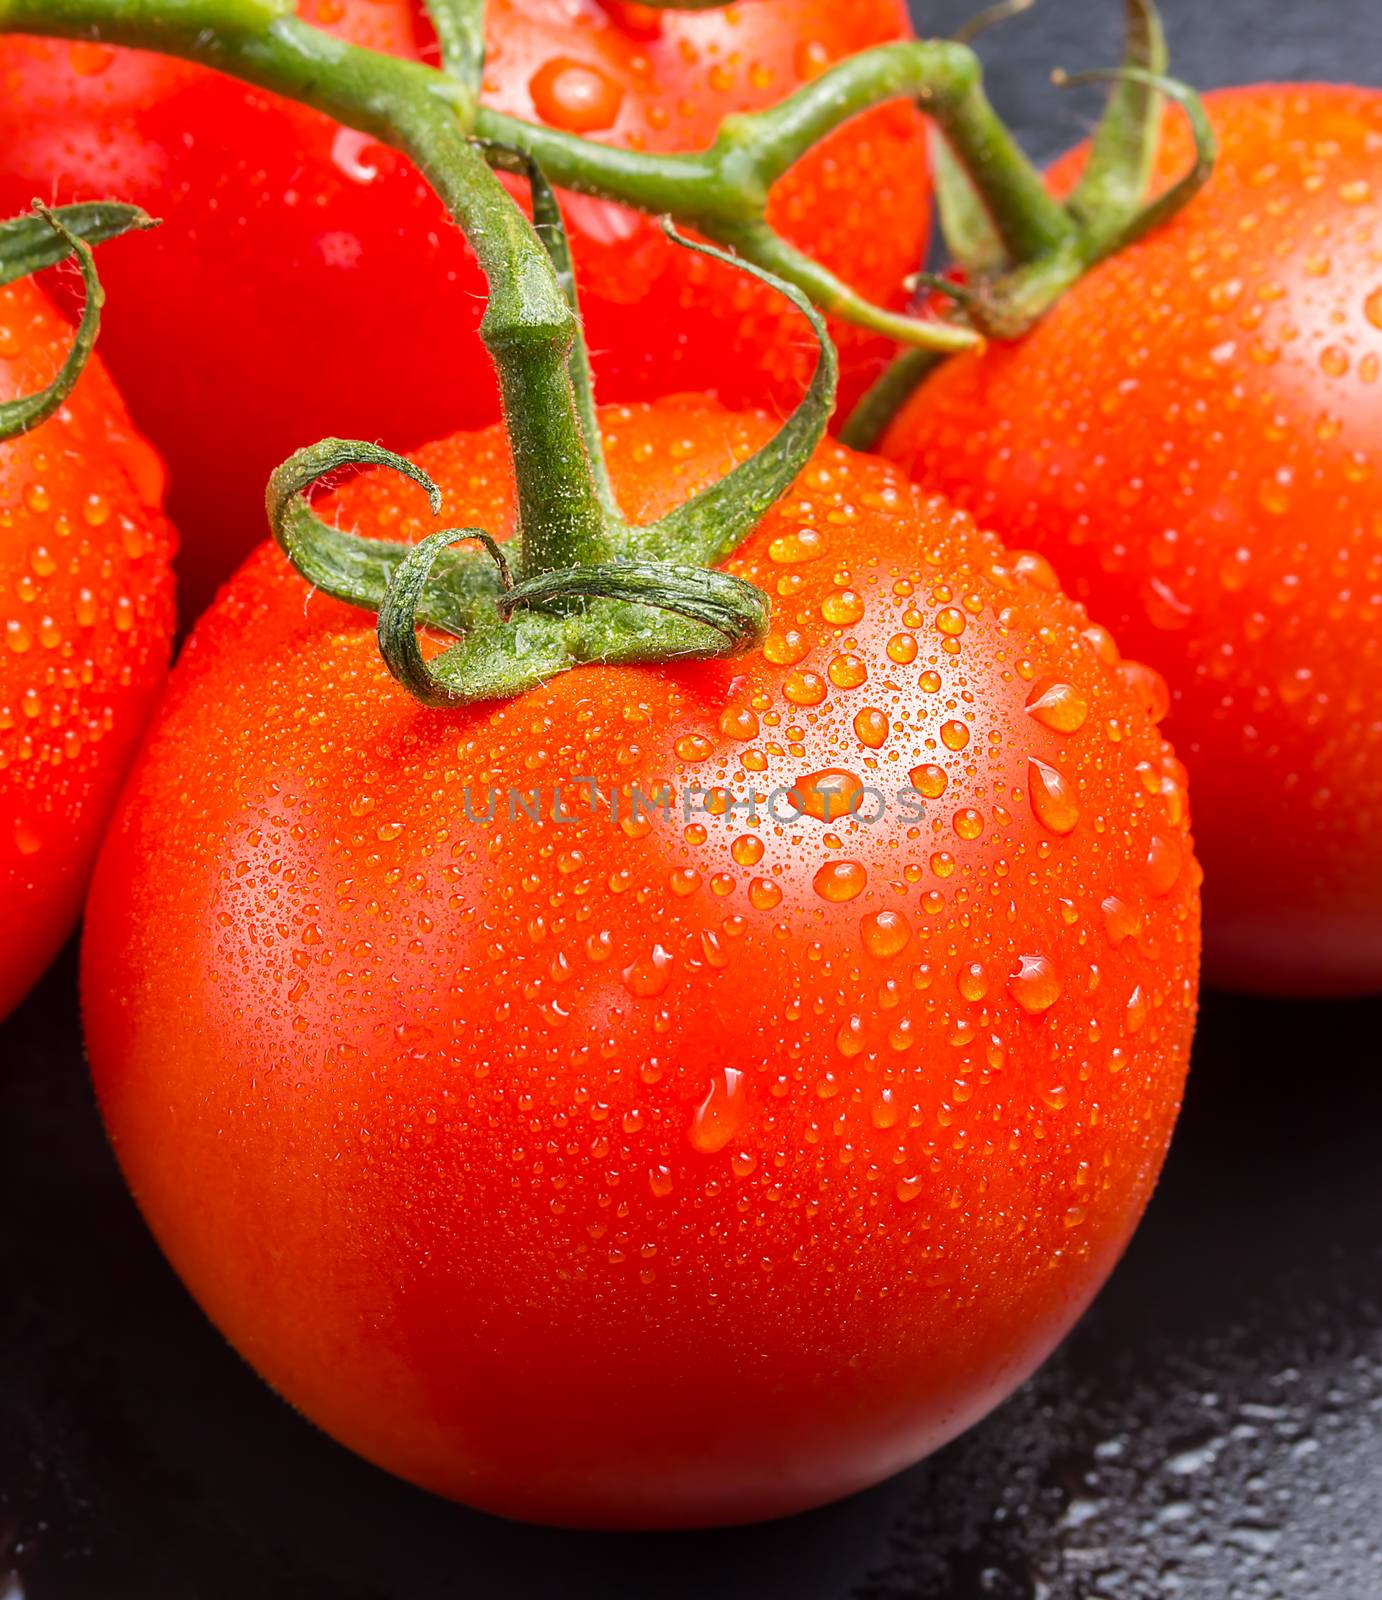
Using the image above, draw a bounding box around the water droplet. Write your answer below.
[1101,895,1141,947]
[813,860,867,903]
[821,589,864,625]
[861,908,910,958]
[909,763,948,799]
[853,706,889,748]
[828,652,868,689]
[958,961,989,1002]
[790,768,864,823]
[1025,680,1089,733]
[952,807,983,841]
[748,877,782,911]
[767,527,825,565]
[1145,833,1183,896]
[718,707,759,741]
[12,818,43,856]
[783,670,827,706]
[623,943,673,997]
[689,1068,746,1154]
[940,719,970,751]
[1028,757,1080,835]
[731,833,764,867]
[529,57,625,133]
[1009,954,1062,1014]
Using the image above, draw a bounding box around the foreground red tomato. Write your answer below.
[84,399,1198,1527]
[881,86,1382,995]
[0,0,928,614]
[0,270,175,1021]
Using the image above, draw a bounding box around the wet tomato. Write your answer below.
[1,269,175,1021]
[0,0,928,615]
[880,86,1382,994]
[83,398,1198,1527]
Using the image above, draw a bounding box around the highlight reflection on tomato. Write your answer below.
[83,399,1199,1527]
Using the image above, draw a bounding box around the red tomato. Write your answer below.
[0,0,928,616]
[1,270,175,1021]
[880,86,1382,996]
[83,397,1199,1527]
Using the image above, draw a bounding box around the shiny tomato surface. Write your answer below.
[83,398,1199,1526]
[0,0,929,614]
[881,86,1382,994]
[1,271,176,1020]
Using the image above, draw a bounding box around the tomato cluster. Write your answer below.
[0,0,1375,1540]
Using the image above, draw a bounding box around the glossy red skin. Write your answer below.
[0,0,928,616]
[83,398,1199,1527]
[0,273,176,1020]
[881,86,1382,995]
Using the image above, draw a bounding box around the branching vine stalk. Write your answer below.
[0,0,1075,356]
[0,0,1216,709]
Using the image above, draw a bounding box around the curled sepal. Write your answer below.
[0,201,153,443]
[0,200,156,286]
[636,222,837,568]
[500,559,769,653]
[1057,67,1215,262]
[1065,0,1169,238]
[952,0,1036,49]
[265,438,506,637]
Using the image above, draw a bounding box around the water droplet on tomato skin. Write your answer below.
[790,768,864,824]
[529,57,625,133]
[1026,680,1089,733]
[1028,757,1080,835]
[1145,834,1184,897]
[814,860,867,903]
[861,909,911,959]
[688,1068,746,1154]
[622,943,673,997]
[1010,954,1063,1014]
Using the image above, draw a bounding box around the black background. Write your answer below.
[3,2,1381,1596]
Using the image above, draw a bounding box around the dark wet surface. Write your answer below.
[3,951,1378,1599]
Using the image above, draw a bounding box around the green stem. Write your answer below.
[0,0,1073,356]
[838,348,947,453]
[422,0,484,96]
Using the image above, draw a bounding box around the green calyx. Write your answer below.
[841,0,1216,449]
[0,201,157,443]
[267,216,836,710]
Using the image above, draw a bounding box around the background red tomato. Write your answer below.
[1,268,176,1021]
[83,397,1199,1527]
[0,0,929,617]
[881,85,1382,995]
